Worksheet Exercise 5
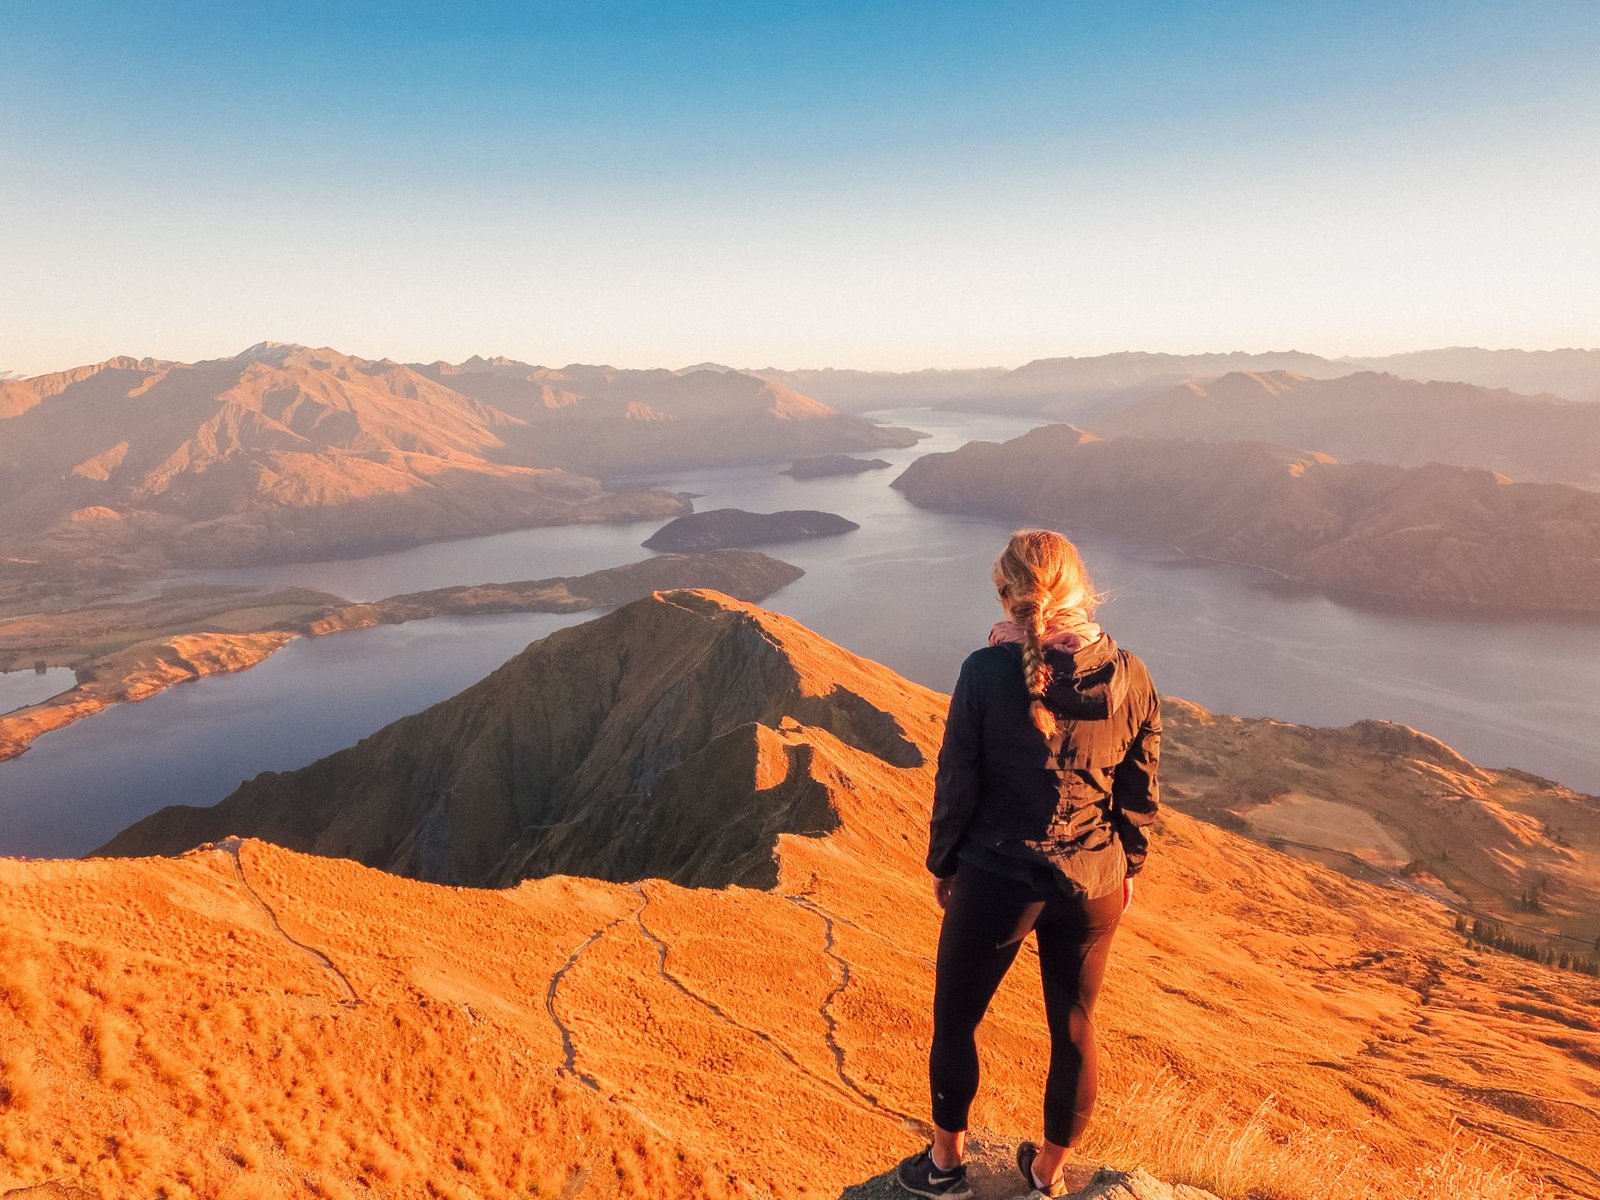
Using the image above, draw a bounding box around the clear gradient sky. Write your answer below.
[2,1,1597,375]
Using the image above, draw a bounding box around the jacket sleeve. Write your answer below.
[927,654,983,878]
[1111,690,1161,877]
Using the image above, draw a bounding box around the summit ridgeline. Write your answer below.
[101,589,938,888]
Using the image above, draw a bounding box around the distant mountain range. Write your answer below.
[0,344,917,588]
[411,354,919,474]
[892,424,1600,613]
[1353,346,1600,402]
[749,347,1600,414]
[1092,370,1600,487]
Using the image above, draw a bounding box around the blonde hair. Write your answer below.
[991,528,1100,740]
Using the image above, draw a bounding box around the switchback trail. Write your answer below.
[213,838,359,1006]
[786,893,926,1133]
[542,890,648,1092]
[630,883,889,1120]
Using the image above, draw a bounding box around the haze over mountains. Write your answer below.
[0,344,915,594]
[29,590,1590,1197]
[411,355,920,474]
[751,347,1600,419]
[1358,347,1600,403]
[893,425,1600,612]
[1094,370,1600,486]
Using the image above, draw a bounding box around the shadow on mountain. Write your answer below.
[100,589,927,889]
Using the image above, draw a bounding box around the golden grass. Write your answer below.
[1084,1070,1548,1200]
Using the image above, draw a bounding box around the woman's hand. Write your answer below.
[1122,876,1134,914]
[933,876,955,910]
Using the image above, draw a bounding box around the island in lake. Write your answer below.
[780,454,891,478]
[641,508,860,551]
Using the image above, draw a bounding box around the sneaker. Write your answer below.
[1016,1141,1070,1198]
[895,1145,973,1198]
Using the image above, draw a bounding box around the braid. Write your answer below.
[1011,595,1061,740]
[993,528,1100,742]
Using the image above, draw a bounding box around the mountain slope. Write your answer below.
[892,425,1600,612]
[103,589,934,887]
[1093,370,1600,486]
[747,365,1012,412]
[6,591,1593,1198]
[0,345,922,590]
[0,345,686,579]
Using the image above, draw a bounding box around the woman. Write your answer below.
[897,529,1160,1200]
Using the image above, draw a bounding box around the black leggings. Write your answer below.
[929,860,1123,1146]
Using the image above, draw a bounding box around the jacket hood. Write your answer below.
[1032,635,1128,720]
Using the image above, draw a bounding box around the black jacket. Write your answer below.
[927,635,1161,897]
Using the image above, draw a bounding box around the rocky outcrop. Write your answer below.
[892,424,1600,612]
[1073,1169,1221,1200]
[841,1154,1222,1200]
[642,507,860,551]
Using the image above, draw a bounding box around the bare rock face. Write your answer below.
[642,507,860,550]
[100,589,927,888]
[840,1149,1222,1200]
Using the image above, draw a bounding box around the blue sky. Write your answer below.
[2,1,1597,373]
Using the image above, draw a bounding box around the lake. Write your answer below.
[2,407,1598,857]
[0,666,77,715]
